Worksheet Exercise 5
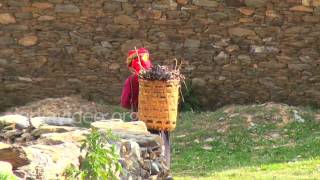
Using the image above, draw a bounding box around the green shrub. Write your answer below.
[0,172,17,180]
[179,80,202,112]
[65,128,122,180]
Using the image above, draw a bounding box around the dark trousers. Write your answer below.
[149,129,171,168]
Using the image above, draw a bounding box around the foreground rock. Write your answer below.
[0,117,169,179]
[31,125,78,137]
[0,115,30,129]
[30,117,75,128]
[0,143,30,168]
[16,143,81,179]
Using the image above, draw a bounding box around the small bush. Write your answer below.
[65,128,122,180]
[0,172,17,180]
[179,80,202,112]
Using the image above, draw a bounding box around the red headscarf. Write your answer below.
[127,48,152,74]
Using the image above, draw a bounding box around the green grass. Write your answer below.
[175,159,320,180]
[171,103,320,179]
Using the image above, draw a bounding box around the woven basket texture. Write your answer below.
[138,79,180,131]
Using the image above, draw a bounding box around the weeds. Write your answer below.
[0,173,17,180]
[64,128,122,180]
[179,80,202,112]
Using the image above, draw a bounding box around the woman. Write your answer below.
[120,48,172,170]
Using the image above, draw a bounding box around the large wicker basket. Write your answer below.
[138,79,180,131]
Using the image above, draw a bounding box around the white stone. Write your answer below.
[201,144,212,150]
[30,117,75,128]
[204,137,215,142]
[18,77,32,82]
[101,41,112,48]
[0,115,29,128]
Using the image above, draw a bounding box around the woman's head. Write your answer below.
[127,48,152,74]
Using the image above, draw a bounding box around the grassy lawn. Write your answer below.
[171,103,320,179]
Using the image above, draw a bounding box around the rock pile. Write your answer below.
[0,115,169,179]
[3,96,113,119]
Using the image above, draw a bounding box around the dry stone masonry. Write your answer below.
[1,0,320,110]
[0,115,169,179]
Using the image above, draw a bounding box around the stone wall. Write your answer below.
[0,116,169,179]
[1,0,320,110]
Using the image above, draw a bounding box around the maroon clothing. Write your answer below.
[120,74,139,110]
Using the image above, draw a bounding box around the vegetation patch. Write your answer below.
[171,103,320,179]
[65,128,122,180]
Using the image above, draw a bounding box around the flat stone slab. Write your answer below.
[91,120,149,134]
[92,120,161,148]
[38,130,89,145]
[118,133,162,148]
[0,115,30,129]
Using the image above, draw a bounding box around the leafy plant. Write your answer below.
[0,172,17,180]
[65,128,122,180]
[179,80,202,112]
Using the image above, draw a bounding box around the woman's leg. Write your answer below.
[149,130,171,168]
[162,131,171,168]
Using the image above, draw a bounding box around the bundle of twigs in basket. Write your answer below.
[139,63,185,82]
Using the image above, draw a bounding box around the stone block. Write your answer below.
[228,27,256,37]
[238,7,255,16]
[0,13,16,24]
[114,15,139,25]
[8,0,30,7]
[193,0,219,7]
[0,143,30,168]
[32,2,54,9]
[38,15,55,21]
[244,0,267,8]
[184,39,201,48]
[18,36,38,47]
[290,5,313,12]
[55,4,80,13]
